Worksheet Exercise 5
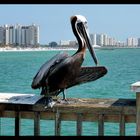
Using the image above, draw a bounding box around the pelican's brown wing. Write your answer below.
[67,66,107,89]
[31,52,69,89]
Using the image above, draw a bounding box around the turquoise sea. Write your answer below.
[0,48,140,136]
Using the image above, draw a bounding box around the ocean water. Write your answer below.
[0,48,140,136]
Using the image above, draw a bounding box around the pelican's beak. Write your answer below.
[77,22,98,65]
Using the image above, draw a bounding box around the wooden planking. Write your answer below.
[0,111,136,123]
[136,94,140,135]
[0,97,136,124]
[0,97,137,136]
[33,98,136,114]
[0,88,139,136]
[131,81,140,136]
[0,98,136,113]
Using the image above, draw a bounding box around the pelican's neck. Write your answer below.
[71,18,85,54]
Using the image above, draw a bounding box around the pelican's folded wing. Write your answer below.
[31,52,69,89]
[67,66,107,89]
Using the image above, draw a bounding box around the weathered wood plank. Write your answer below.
[131,82,140,136]
[0,93,43,105]
[77,113,83,136]
[136,93,140,136]
[0,96,137,136]
[0,111,136,122]
[55,109,61,136]
[34,112,40,136]
[32,98,136,113]
[119,114,125,136]
[98,114,104,136]
[0,96,136,123]
[0,97,136,115]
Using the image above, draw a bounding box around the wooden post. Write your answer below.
[119,114,125,136]
[131,81,140,136]
[98,114,104,136]
[34,112,40,136]
[15,111,21,136]
[77,113,83,136]
[0,117,1,136]
[55,109,61,136]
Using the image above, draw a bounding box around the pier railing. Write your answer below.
[0,81,140,136]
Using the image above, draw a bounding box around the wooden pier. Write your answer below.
[0,81,140,136]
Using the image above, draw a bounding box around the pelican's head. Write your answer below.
[71,15,98,65]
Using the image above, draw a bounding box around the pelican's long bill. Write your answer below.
[77,22,98,65]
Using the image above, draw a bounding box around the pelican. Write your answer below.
[31,15,107,107]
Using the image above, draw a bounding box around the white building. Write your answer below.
[92,33,125,47]
[93,33,108,46]
[28,24,40,46]
[0,24,39,47]
[0,26,4,44]
[108,37,116,46]
[126,37,138,47]
[59,40,70,45]
[138,38,140,47]
[16,24,22,46]
[69,40,77,46]
[89,34,94,45]
[4,24,9,45]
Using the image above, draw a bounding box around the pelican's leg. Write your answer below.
[56,89,69,104]
[61,89,69,104]
[62,89,67,100]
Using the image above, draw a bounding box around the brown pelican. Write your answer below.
[31,15,107,107]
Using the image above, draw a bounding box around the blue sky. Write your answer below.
[0,4,140,44]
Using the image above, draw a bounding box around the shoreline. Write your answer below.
[0,46,140,52]
[0,47,77,52]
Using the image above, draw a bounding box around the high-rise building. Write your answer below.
[4,24,9,45]
[137,38,140,47]
[16,24,22,46]
[0,26,4,44]
[0,24,39,47]
[93,33,126,47]
[59,40,70,45]
[89,34,94,45]
[28,24,40,46]
[96,34,101,46]
[93,33,108,46]
[126,37,138,47]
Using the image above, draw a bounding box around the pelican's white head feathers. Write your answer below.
[75,15,87,23]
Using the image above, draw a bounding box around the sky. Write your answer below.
[0,4,140,44]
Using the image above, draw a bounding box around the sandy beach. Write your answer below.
[0,46,139,52]
[0,47,78,52]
